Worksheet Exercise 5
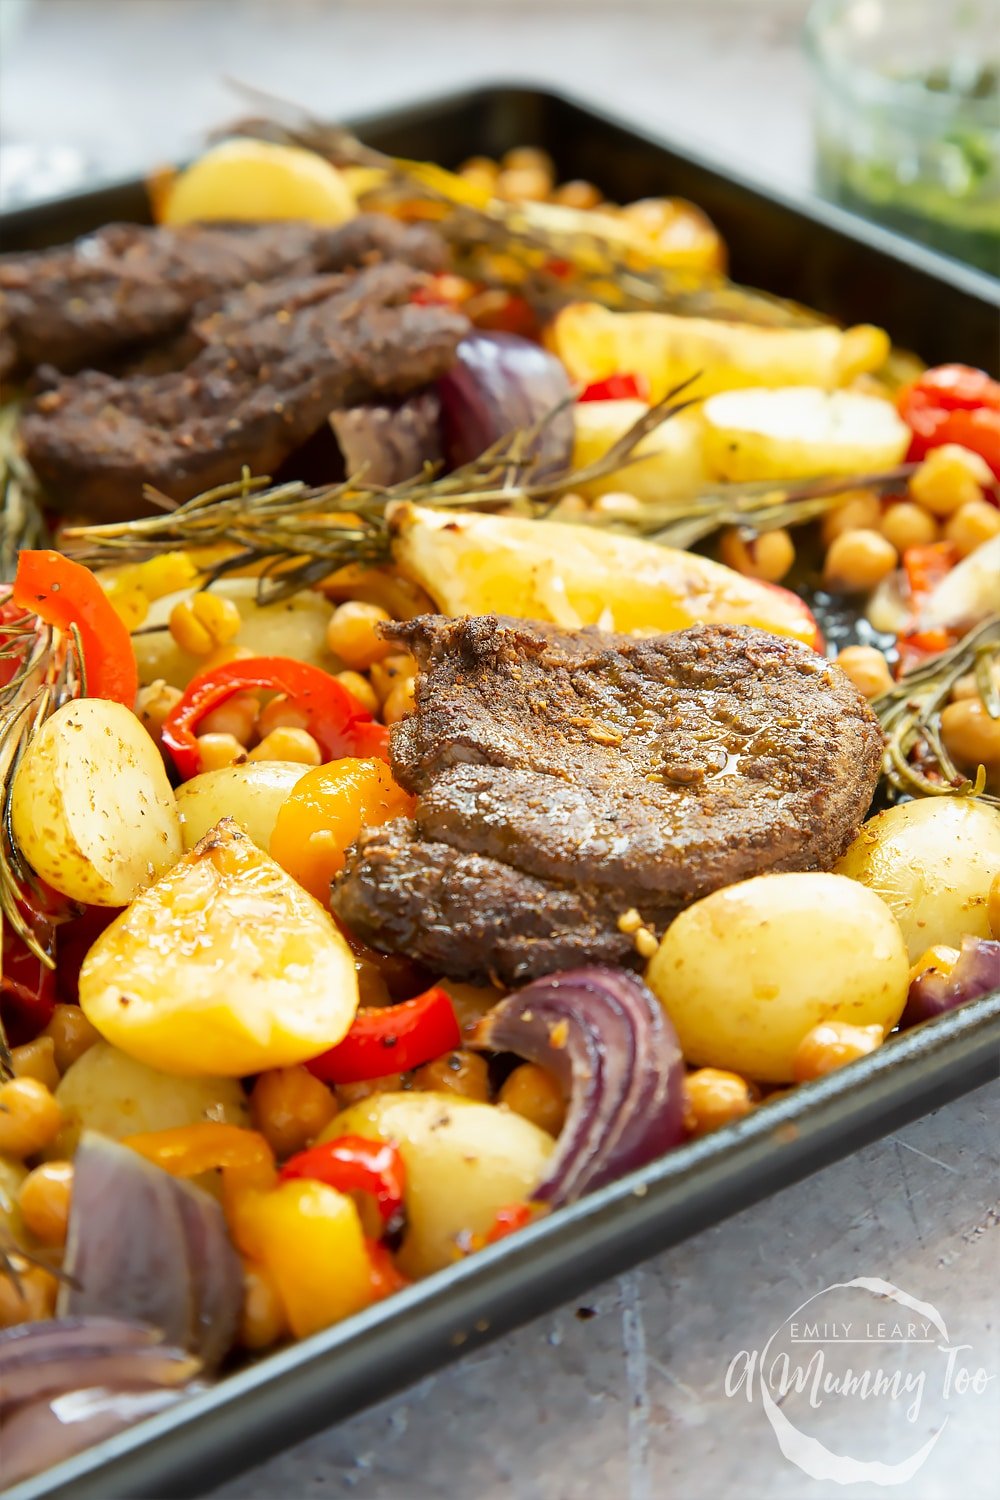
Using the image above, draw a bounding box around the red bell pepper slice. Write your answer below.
[0,932,57,1046]
[306,986,461,1085]
[280,1135,406,1226]
[11,550,138,706]
[579,372,651,404]
[485,1201,539,1244]
[366,1238,410,1299]
[161,655,389,780]
[897,365,1000,478]
[902,541,960,604]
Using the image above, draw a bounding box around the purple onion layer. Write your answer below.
[472,965,685,1206]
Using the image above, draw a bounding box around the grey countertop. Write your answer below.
[1,4,997,1496]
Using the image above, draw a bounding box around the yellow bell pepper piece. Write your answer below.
[234,1180,374,1338]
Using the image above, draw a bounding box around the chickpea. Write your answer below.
[0,1078,62,1158]
[247,728,322,766]
[369,652,417,706]
[987,871,1000,939]
[820,490,882,546]
[591,492,644,519]
[335,670,379,717]
[495,166,552,203]
[239,1259,288,1350]
[943,499,1000,558]
[195,732,246,772]
[0,1261,58,1327]
[458,155,499,193]
[909,944,958,987]
[940,698,1000,772]
[683,1068,758,1136]
[257,693,311,739]
[18,1162,73,1245]
[198,692,259,745]
[835,644,893,700]
[10,1037,59,1092]
[325,601,392,670]
[500,146,554,181]
[909,444,992,517]
[719,527,795,583]
[550,492,589,519]
[169,591,242,656]
[135,679,183,745]
[499,1064,566,1136]
[335,1073,405,1108]
[412,1050,490,1101]
[823,528,898,593]
[880,501,938,553]
[250,1066,338,1160]
[437,979,505,1037]
[951,661,1000,703]
[551,179,603,210]
[793,1022,884,1082]
[383,678,417,725]
[43,1005,100,1074]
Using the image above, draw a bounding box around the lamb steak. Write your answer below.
[332,615,884,985]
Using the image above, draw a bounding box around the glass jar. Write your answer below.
[805,0,1000,274]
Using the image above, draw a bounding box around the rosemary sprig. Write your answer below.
[874,616,1000,804]
[224,90,822,330]
[63,386,701,598]
[64,381,919,605]
[0,400,50,581]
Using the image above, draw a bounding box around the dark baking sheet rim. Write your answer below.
[1,81,998,1500]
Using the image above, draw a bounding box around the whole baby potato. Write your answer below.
[320,1093,554,1277]
[49,1041,249,1160]
[835,797,1000,960]
[176,761,311,852]
[646,872,909,1083]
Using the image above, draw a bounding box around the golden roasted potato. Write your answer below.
[320,1093,554,1277]
[836,798,1000,960]
[176,761,312,852]
[647,872,909,1083]
[701,387,911,481]
[10,699,181,906]
[161,139,357,226]
[133,578,336,689]
[548,302,889,400]
[571,398,708,501]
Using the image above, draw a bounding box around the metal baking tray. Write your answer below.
[2,84,998,1500]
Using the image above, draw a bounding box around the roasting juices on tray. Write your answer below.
[0,129,998,1483]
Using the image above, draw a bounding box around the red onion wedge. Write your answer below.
[0,1317,200,1484]
[903,936,1000,1027]
[59,1133,241,1369]
[471,966,685,1206]
[330,390,443,487]
[2,1384,197,1486]
[437,331,574,473]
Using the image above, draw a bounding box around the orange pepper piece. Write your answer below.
[234,1180,374,1338]
[122,1122,278,1212]
[269,757,415,903]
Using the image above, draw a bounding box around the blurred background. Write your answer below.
[2,0,996,271]
[0,0,817,204]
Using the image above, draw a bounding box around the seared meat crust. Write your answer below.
[332,616,884,984]
[0,216,447,375]
[20,262,466,518]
